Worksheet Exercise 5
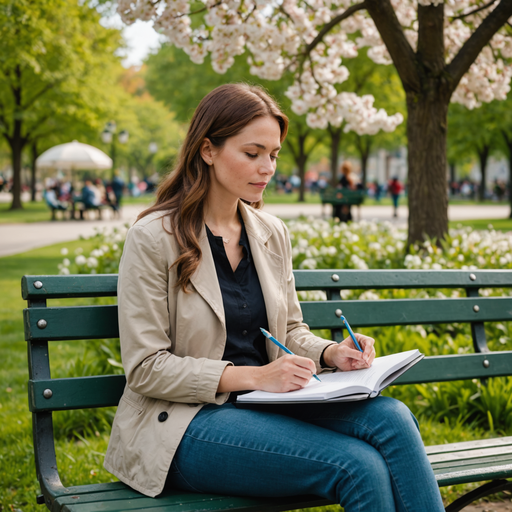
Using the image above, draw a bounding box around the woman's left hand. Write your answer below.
[323,333,376,372]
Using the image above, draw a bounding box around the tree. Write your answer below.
[0,0,123,209]
[448,103,501,201]
[119,0,512,245]
[325,55,406,186]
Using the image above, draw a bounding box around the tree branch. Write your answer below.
[23,81,59,110]
[451,0,499,21]
[285,137,299,160]
[447,0,512,93]
[303,2,368,57]
[365,0,420,92]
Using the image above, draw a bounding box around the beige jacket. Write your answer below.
[103,201,336,497]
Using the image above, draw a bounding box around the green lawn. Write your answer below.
[449,218,512,231]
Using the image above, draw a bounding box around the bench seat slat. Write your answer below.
[428,445,512,463]
[433,463,512,486]
[431,453,512,471]
[425,437,512,455]
[22,275,118,300]
[294,269,512,290]
[24,306,119,341]
[301,297,512,329]
[57,489,329,512]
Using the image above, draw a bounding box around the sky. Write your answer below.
[100,13,164,68]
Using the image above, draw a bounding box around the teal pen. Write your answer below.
[340,315,363,353]
[260,328,322,382]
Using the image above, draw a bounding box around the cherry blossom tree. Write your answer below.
[118,0,512,244]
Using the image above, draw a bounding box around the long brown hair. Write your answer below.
[138,83,289,292]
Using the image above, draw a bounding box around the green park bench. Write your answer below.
[319,187,365,220]
[22,270,512,512]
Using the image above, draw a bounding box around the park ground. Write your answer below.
[1,194,512,511]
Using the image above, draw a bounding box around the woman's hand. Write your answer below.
[255,354,317,393]
[217,355,316,394]
[323,333,375,372]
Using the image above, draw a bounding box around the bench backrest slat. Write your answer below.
[301,297,512,329]
[24,306,119,341]
[293,269,512,290]
[22,275,118,300]
[29,375,126,412]
[27,352,512,412]
[23,298,512,341]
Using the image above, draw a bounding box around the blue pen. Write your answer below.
[260,328,322,382]
[340,315,363,353]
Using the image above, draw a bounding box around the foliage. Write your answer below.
[0,0,125,208]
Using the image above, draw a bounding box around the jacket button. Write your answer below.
[242,330,248,336]
[158,412,168,422]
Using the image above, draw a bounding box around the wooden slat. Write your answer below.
[427,445,512,464]
[294,269,512,290]
[393,352,512,384]
[24,305,119,341]
[29,375,126,412]
[21,270,512,301]
[426,437,512,455]
[21,274,118,300]
[54,485,329,512]
[301,297,512,329]
[27,353,512,412]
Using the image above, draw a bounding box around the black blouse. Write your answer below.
[205,216,270,370]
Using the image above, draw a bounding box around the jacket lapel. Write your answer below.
[239,202,284,360]
[189,226,226,328]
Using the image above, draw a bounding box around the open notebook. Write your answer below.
[236,349,424,404]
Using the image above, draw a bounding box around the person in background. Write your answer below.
[111,171,125,210]
[388,176,403,217]
[335,161,356,222]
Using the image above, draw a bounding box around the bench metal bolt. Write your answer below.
[33,280,43,289]
[469,273,476,281]
[37,319,48,329]
[43,389,53,399]
[335,309,342,318]
[483,360,490,368]
[331,274,340,282]
[473,305,480,313]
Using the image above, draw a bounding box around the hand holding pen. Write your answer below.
[321,316,376,372]
[260,328,322,387]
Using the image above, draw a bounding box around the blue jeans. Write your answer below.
[165,396,444,512]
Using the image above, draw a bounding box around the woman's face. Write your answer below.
[203,115,281,205]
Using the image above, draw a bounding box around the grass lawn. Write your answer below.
[449,218,512,231]
[0,237,505,511]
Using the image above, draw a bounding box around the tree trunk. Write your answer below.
[31,141,38,202]
[406,96,449,246]
[9,66,25,210]
[502,132,512,218]
[449,162,456,195]
[9,121,24,210]
[356,136,372,190]
[328,125,342,187]
[477,144,490,202]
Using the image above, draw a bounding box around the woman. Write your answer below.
[104,84,444,511]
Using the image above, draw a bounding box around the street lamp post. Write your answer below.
[101,121,129,179]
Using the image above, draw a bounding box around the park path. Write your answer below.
[0,198,510,257]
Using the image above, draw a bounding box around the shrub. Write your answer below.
[57,219,512,436]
